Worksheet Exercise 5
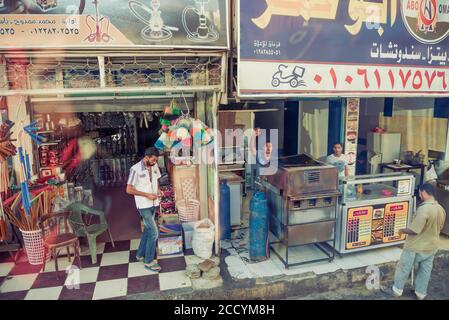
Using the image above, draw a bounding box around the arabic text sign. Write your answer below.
[0,0,228,48]
[238,0,449,96]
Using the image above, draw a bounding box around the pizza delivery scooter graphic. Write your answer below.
[271,64,306,88]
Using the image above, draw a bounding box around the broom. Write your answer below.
[0,197,7,241]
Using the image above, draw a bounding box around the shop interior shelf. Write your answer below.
[39,141,61,147]
[345,184,399,202]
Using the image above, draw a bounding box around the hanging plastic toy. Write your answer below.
[23,121,44,146]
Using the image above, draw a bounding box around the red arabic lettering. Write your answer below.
[425,71,437,88]
[374,69,381,88]
[357,68,369,88]
[437,71,447,90]
[399,70,412,88]
[330,68,337,88]
[412,70,422,90]
[388,70,395,88]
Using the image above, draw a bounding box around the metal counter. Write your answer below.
[336,173,416,254]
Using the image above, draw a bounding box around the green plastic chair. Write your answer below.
[66,202,115,264]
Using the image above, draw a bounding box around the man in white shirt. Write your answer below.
[126,147,162,272]
[326,142,349,178]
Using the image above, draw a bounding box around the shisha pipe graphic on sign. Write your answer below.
[129,0,179,42]
[182,0,219,42]
[35,0,58,11]
[252,0,339,29]
[85,0,112,43]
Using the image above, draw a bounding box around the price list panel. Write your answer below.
[383,202,408,243]
[345,201,410,250]
[346,207,373,249]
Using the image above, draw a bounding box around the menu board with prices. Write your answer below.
[346,206,373,249]
[345,201,409,250]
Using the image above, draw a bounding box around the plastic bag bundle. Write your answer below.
[191,219,215,259]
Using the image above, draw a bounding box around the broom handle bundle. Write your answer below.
[3,189,54,231]
[0,161,9,195]
[0,195,7,241]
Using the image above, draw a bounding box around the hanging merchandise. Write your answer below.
[155,97,214,151]
[0,120,17,162]
[190,118,214,146]
[160,99,182,132]
[24,121,44,146]
[17,131,32,216]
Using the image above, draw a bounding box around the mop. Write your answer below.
[17,130,31,217]
[0,192,7,241]
[17,120,44,217]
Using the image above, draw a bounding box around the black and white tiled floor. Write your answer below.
[0,239,195,300]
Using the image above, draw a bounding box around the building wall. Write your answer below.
[254,102,285,152]
[298,100,329,160]
[359,97,448,163]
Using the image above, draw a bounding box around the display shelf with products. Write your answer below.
[33,111,141,190]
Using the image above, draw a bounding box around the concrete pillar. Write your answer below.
[3,61,34,184]
[196,92,208,220]
[7,96,33,184]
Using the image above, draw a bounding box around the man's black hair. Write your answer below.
[144,147,160,158]
[419,183,435,197]
[333,142,343,148]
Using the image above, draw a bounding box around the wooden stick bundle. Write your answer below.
[0,196,7,241]
[3,189,56,231]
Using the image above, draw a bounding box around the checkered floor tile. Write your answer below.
[0,240,196,300]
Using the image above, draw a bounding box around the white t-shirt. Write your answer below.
[326,154,349,177]
[127,160,162,209]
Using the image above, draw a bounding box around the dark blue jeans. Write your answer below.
[137,207,158,264]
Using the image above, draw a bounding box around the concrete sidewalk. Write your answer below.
[125,245,449,300]
[125,250,449,300]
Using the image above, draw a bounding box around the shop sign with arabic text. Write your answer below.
[0,0,228,49]
[238,0,449,97]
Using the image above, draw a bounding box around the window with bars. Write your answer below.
[0,54,224,95]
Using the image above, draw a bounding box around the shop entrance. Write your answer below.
[32,100,171,242]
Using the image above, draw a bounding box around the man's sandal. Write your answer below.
[144,263,161,272]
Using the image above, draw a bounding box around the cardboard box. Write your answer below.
[157,235,183,256]
[182,222,196,250]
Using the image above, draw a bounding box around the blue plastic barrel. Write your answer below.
[219,179,231,240]
[249,191,269,261]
